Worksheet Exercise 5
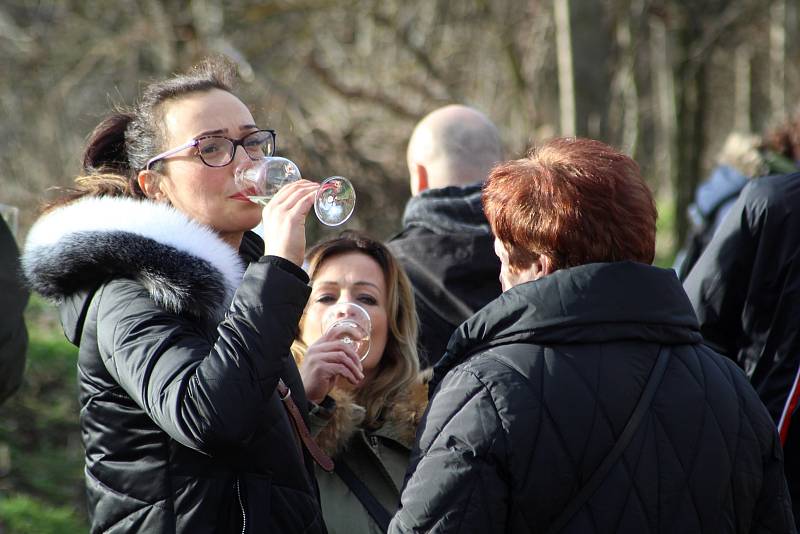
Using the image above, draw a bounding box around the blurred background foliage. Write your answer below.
[0,296,84,532]
[1,0,799,530]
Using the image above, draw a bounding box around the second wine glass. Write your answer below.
[235,157,355,226]
[321,302,372,362]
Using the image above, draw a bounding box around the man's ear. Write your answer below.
[411,164,429,196]
[137,170,167,201]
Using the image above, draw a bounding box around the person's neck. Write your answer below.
[218,231,244,250]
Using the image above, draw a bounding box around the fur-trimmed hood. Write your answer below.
[22,196,245,323]
[314,377,429,458]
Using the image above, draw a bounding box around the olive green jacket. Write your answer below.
[310,383,427,534]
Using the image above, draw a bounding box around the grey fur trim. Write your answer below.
[25,231,229,320]
[22,197,245,321]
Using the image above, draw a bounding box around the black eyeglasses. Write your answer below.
[144,129,277,170]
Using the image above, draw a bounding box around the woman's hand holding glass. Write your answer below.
[261,180,318,266]
[235,157,356,226]
[301,329,366,405]
[301,303,372,404]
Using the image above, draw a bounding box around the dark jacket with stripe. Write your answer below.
[684,171,800,522]
[390,262,794,533]
[22,196,325,534]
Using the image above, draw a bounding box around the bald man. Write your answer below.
[387,105,503,367]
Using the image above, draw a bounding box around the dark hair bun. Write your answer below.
[82,112,134,175]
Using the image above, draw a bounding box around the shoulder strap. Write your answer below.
[334,459,392,531]
[276,380,335,472]
[545,347,670,534]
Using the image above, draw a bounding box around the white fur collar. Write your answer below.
[22,196,245,320]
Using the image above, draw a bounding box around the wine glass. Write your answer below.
[234,156,356,226]
[321,302,372,362]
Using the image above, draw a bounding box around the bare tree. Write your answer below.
[1,0,799,252]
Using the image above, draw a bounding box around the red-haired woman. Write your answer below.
[389,138,793,533]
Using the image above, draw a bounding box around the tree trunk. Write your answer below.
[770,0,786,120]
[734,44,752,133]
[554,0,575,136]
[612,2,639,155]
[565,0,613,139]
[650,15,675,199]
[674,41,708,247]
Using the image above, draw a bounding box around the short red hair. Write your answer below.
[483,137,656,271]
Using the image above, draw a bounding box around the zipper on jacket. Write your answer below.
[364,433,399,495]
[235,477,247,534]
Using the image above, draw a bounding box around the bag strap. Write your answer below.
[334,459,392,531]
[276,380,335,472]
[545,347,670,534]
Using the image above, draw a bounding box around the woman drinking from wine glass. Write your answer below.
[292,232,428,534]
[22,57,329,533]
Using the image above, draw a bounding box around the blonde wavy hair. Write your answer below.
[292,231,419,428]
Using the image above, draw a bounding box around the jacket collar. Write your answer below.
[22,196,245,323]
[314,381,428,458]
[434,261,702,390]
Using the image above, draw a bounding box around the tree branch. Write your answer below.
[371,11,457,100]
[307,51,419,120]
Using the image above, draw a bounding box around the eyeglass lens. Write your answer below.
[196,130,275,167]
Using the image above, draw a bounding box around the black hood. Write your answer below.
[22,196,248,343]
[434,261,701,387]
[401,184,490,235]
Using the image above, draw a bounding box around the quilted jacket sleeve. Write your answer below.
[94,257,310,453]
[389,365,508,533]
[750,432,797,533]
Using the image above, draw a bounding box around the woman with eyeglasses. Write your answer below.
[22,57,329,533]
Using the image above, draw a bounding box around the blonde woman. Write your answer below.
[293,232,428,534]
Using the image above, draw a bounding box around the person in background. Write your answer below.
[684,161,800,525]
[0,215,28,404]
[760,113,800,173]
[390,137,794,533]
[21,57,328,533]
[387,104,502,367]
[293,232,427,534]
[675,122,800,280]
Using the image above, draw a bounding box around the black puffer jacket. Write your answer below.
[387,185,501,367]
[22,196,325,533]
[390,262,794,533]
[684,171,800,522]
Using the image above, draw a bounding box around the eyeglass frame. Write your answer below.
[143,129,277,171]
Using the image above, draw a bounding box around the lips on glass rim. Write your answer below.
[229,190,258,201]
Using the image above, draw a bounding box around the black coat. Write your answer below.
[390,262,794,533]
[387,185,501,367]
[22,196,325,533]
[0,216,28,404]
[684,171,800,521]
